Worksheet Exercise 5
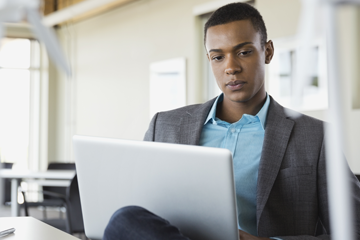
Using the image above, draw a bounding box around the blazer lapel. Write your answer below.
[256,97,294,226]
[178,98,216,145]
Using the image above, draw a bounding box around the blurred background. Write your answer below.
[0,0,359,203]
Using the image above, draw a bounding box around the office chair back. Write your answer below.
[44,163,76,201]
[37,174,85,234]
[1,162,13,205]
[65,175,84,234]
[22,162,76,217]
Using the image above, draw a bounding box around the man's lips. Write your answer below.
[226,80,246,90]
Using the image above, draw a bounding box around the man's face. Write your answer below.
[205,20,273,104]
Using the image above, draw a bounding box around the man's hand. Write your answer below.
[239,230,271,240]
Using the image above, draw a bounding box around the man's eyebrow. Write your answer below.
[232,42,253,50]
[208,42,254,53]
[208,48,222,53]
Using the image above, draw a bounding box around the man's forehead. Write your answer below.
[205,20,261,51]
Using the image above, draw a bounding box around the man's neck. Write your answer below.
[216,92,267,124]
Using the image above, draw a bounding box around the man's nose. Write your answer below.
[224,56,241,75]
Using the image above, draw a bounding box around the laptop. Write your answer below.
[73,135,239,240]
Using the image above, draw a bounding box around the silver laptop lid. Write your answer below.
[73,135,239,240]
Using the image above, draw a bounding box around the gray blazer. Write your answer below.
[144,96,360,240]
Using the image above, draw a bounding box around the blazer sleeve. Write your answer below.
[143,113,159,141]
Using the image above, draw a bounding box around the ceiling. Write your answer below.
[42,0,138,26]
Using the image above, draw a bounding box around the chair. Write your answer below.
[23,175,85,235]
[1,162,13,205]
[22,162,76,218]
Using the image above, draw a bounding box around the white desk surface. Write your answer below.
[0,169,75,179]
[0,217,80,240]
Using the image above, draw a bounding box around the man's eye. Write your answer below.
[212,56,223,61]
[239,50,252,56]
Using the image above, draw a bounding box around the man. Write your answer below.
[104,2,360,240]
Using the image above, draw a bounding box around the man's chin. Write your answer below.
[224,92,251,103]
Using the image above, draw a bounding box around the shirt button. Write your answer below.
[231,128,236,133]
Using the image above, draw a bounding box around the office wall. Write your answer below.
[71,0,207,139]
[49,0,360,172]
[48,0,213,161]
[48,59,67,162]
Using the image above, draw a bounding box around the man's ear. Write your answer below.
[264,40,274,64]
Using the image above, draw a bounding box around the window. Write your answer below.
[0,38,40,169]
[268,37,328,111]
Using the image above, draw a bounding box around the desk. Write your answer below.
[0,169,76,217]
[0,217,79,240]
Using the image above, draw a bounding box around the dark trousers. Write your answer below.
[103,206,190,240]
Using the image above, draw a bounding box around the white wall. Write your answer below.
[49,0,360,172]
[49,0,212,160]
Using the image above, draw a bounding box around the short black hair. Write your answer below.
[204,2,267,47]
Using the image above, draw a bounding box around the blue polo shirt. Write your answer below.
[199,93,270,236]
